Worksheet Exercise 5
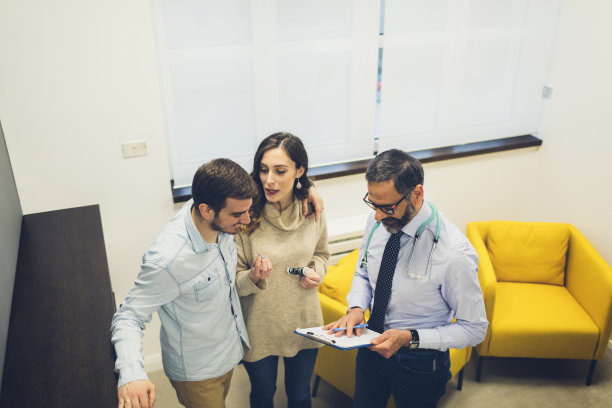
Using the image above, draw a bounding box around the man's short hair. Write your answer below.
[191,158,258,214]
[365,149,424,195]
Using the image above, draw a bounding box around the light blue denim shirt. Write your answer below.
[111,200,249,387]
[347,201,488,351]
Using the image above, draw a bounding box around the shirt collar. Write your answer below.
[401,200,433,238]
[184,200,223,254]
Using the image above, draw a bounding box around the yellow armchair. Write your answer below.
[312,249,472,405]
[466,221,612,385]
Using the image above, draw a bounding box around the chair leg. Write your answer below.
[312,375,321,397]
[586,360,597,386]
[475,356,484,382]
[456,368,464,391]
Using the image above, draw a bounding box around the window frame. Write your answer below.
[170,134,541,203]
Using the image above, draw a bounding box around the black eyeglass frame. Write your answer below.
[362,193,407,215]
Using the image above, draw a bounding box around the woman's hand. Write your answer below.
[299,268,321,289]
[248,254,272,284]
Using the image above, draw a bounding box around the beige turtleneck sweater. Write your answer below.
[235,198,330,362]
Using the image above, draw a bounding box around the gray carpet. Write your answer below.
[147,343,612,407]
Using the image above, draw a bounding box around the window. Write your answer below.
[152,0,561,188]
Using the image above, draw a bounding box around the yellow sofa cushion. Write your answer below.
[488,282,599,359]
[487,222,569,285]
[319,249,359,305]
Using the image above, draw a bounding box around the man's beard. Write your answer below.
[210,215,240,235]
[381,199,416,234]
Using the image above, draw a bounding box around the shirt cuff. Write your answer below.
[415,328,441,350]
[346,299,368,314]
[117,364,149,388]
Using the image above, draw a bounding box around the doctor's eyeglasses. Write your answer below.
[362,193,406,215]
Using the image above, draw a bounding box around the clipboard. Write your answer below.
[294,326,381,350]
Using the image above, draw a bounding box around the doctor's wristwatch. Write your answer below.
[408,329,420,349]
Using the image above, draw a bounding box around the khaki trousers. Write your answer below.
[170,369,234,408]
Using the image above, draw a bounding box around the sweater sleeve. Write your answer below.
[309,213,330,279]
[235,231,267,296]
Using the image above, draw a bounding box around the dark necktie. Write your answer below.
[368,232,402,333]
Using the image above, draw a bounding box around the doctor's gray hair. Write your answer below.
[365,149,424,195]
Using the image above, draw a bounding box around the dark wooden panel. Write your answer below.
[1,205,117,406]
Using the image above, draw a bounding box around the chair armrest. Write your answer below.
[566,225,612,359]
[315,292,360,398]
[449,346,472,378]
[318,292,349,324]
[466,223,497,354]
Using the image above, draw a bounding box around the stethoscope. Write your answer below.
[359,201,441,280]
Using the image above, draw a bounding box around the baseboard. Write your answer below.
[144,353,163,373]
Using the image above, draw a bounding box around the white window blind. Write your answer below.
[378,0,561,152]
[153,0,380,187]
[152,0,561,187]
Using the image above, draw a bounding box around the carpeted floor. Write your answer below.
[147,343,612,407]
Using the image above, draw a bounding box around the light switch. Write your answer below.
[122,141,147,159]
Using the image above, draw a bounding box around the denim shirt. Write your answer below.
[111,200,249,387]
[347,202,488,352]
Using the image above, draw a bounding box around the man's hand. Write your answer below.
[118,379,156,408]
[369,329,411,358]
[299,268,321,289]
[322,308,365,338]
[303,186,324,222]
[248,254,272,284]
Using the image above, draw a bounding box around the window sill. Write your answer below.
[171,134,541,203]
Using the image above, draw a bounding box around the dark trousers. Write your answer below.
[242,348,318,408]
[353,347,451,408]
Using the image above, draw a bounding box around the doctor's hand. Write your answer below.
[248,254,272,284]
[118,379,156,408]
[323,307,365,338]
[299,268,321,289]
[369,329,411,359]
[303,186,324,223]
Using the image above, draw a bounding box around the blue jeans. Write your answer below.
[242,348,318,408]
[354,347,450,408]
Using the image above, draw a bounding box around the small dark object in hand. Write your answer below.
[287,266,311,277]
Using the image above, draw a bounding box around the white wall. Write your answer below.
[529,0,612,263]
[1,0,611,369]
[0,0,178,363]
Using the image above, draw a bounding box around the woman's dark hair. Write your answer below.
[191,158,258,215]
[366,149,424,195]
[248,132,312,228]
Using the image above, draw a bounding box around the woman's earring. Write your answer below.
[296,178,302,189]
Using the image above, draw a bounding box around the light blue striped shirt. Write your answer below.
[111,200,249,387]
[347,202,488,351]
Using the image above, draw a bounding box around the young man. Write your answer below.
[111,159,264,408]
[325,149,488,407]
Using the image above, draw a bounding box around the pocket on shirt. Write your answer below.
[193,272,221,302]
